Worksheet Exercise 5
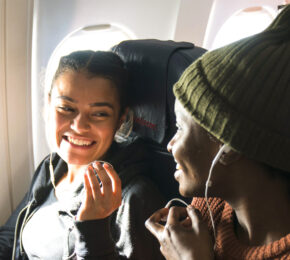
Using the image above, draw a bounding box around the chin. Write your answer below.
[178,186,194,198]
[60,154,92,166]
[68,160,90,166]
[179,182,204,198]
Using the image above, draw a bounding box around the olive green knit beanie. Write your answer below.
[173,5,290,172]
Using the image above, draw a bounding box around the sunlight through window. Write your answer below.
[45,24,135,93]
[212,6,276,50]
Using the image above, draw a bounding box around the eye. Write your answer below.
[57,106,75,113]
[91,111,109,118]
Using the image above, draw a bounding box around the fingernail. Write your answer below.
[95,162,102,170]
[104,162,112,168]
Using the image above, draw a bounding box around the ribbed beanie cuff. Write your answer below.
[174,5,290,172]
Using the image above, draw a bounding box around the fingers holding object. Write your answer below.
[91,162,113,195]
[145,208,169,239]
[103,163,121,195]
[85,165,102,199]
[186,205,203,231]
[91,162,122,208]
[166,206,188,226]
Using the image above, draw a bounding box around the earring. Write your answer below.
[114,109,134,143]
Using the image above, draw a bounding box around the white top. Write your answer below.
[22,190,76,259]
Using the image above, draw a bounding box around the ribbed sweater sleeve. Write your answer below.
[191,198,290,259]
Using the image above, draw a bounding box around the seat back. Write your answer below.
[112,39,206,199]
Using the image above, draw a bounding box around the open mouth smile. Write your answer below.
[175,160,183,171]
[63,136,96,147]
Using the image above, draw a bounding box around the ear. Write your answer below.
[219,148,242,165]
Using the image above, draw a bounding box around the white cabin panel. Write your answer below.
[0,0,33,225]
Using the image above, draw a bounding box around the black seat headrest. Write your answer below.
[112,40,207,199]
[112,39,207,146]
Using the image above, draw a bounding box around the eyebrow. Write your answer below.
[56,96,114,109]
[89,102,114,109]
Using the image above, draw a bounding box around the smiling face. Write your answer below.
[167,100,219,197]
[47,71,124,166]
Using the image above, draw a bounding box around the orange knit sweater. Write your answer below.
[192,198,290,260]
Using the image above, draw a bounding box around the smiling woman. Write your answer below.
[0,50,165,260]
[48,73,122,165]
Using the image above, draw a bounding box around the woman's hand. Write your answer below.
[77,162,122,221]
[145,206,214,260]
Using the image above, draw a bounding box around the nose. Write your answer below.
[71,113,90,133]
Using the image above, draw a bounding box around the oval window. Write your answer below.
[212,6,276,49]
[45,24,135,92]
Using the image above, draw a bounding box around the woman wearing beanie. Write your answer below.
[146,5,290,260]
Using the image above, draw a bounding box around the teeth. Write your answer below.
[67,136,93,146]
[176,164,181,170]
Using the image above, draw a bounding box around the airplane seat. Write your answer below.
[112,39,207,200]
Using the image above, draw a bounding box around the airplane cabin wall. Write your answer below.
[0,0,11,225]
[174,0,214,46]
[0,0,34,224]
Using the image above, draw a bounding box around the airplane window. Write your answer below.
[45,24,135,92]
[212,6,276,49]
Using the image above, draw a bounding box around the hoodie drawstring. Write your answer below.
[62,225,76,260]
[11,201,34,260]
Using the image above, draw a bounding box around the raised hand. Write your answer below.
[145,206,214,260]
[77,162,122,221]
